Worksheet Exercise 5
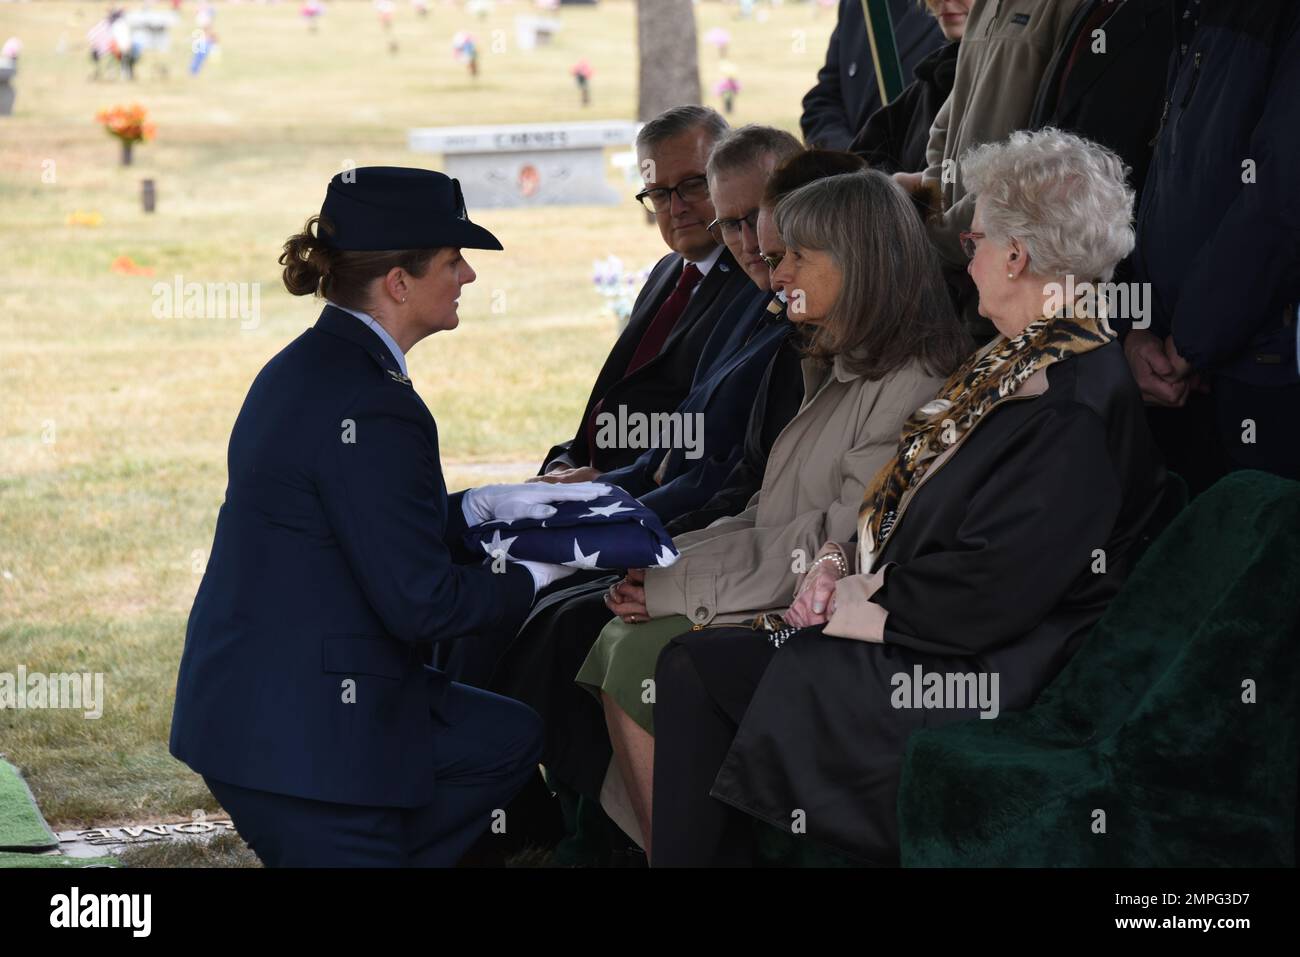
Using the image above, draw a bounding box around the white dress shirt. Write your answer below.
[687,244,724,293]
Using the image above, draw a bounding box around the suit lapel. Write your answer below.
[698,309,789,409]
[655,247,741,359]
[314,305,437,450]
[578,253,681,426]
[623,254,682,347]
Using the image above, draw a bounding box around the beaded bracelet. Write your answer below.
[809,548,848,578]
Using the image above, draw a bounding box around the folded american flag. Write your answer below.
[463,486,680,570]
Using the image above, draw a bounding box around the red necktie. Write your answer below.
[623,262,704,376]
[582,262,704,463]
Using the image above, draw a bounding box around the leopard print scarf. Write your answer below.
[857,309,1116,571]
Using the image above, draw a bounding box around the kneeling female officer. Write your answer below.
[170,167,595,866]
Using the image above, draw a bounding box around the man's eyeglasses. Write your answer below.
[707,208,760,243]
[635,175,710,212]
[959,231,986,259]
[759,252,784,271]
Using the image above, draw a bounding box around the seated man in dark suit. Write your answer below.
[540,105,755,475]
[539,124,804,524]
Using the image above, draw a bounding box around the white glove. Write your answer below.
[461,481,611,525]
[516,560,577,595]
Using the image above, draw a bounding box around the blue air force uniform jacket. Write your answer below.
[169,305,534,808]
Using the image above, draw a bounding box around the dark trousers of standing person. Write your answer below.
[1213,378,1300,482]
[1145,391,1229,498]
[203,682,542,867]
[651,631,776,867]
[1147,379,1300,496]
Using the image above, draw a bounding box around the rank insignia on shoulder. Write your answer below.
[386,369,412,386]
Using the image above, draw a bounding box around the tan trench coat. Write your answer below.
[642,351,943,627]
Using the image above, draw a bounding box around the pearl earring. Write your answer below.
[1007,272,1014,279]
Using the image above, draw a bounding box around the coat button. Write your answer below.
[694,606,708,621]
[848,61,858,78]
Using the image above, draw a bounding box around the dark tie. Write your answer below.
[582,262,705,464]
[624,262,704,376]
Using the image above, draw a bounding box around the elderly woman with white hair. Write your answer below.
[648,128,1170,867]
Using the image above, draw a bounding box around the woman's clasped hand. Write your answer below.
[784,549,847,628]
[604,567,648,623]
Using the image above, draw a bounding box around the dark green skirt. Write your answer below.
[575,614,694,734]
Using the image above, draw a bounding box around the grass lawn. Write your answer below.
[0,0,832,844]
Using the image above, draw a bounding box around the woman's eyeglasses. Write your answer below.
[759,252,784,271]
[959,230,986,259]
[706,208,760,243]
[635,175,710,212]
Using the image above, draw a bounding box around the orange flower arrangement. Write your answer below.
[95,103,156,145]
[109,255,154,277]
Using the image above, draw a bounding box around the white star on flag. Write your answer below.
[654,544,679,567]
[563,539,602,569]
[480,529,519,560]
[581,500,634,519]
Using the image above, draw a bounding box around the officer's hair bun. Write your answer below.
[277,215,440,310]
[279,215,338,297]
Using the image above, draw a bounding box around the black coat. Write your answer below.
[800,0,946,150]
[850,40,958,175]
[541,247,752,473]
[704,340,1168,863]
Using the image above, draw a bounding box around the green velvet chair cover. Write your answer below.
[898,470,1300,866]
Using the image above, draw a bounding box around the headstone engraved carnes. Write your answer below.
[408,120,637,209]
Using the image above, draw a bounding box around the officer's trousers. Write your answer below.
[204,682,542,867]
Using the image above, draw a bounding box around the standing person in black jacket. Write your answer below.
[801,0,946,150]
[850,0,968,174]
[1128,0,1300,489]
[1028,0,1174,285]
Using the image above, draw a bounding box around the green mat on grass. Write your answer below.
[0,759,121,867]
[0,759,58,852]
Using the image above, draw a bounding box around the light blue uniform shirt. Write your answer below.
[326,300,408,378]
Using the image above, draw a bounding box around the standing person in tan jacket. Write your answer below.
[580,168,972,857]
[897,0,1089,341]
